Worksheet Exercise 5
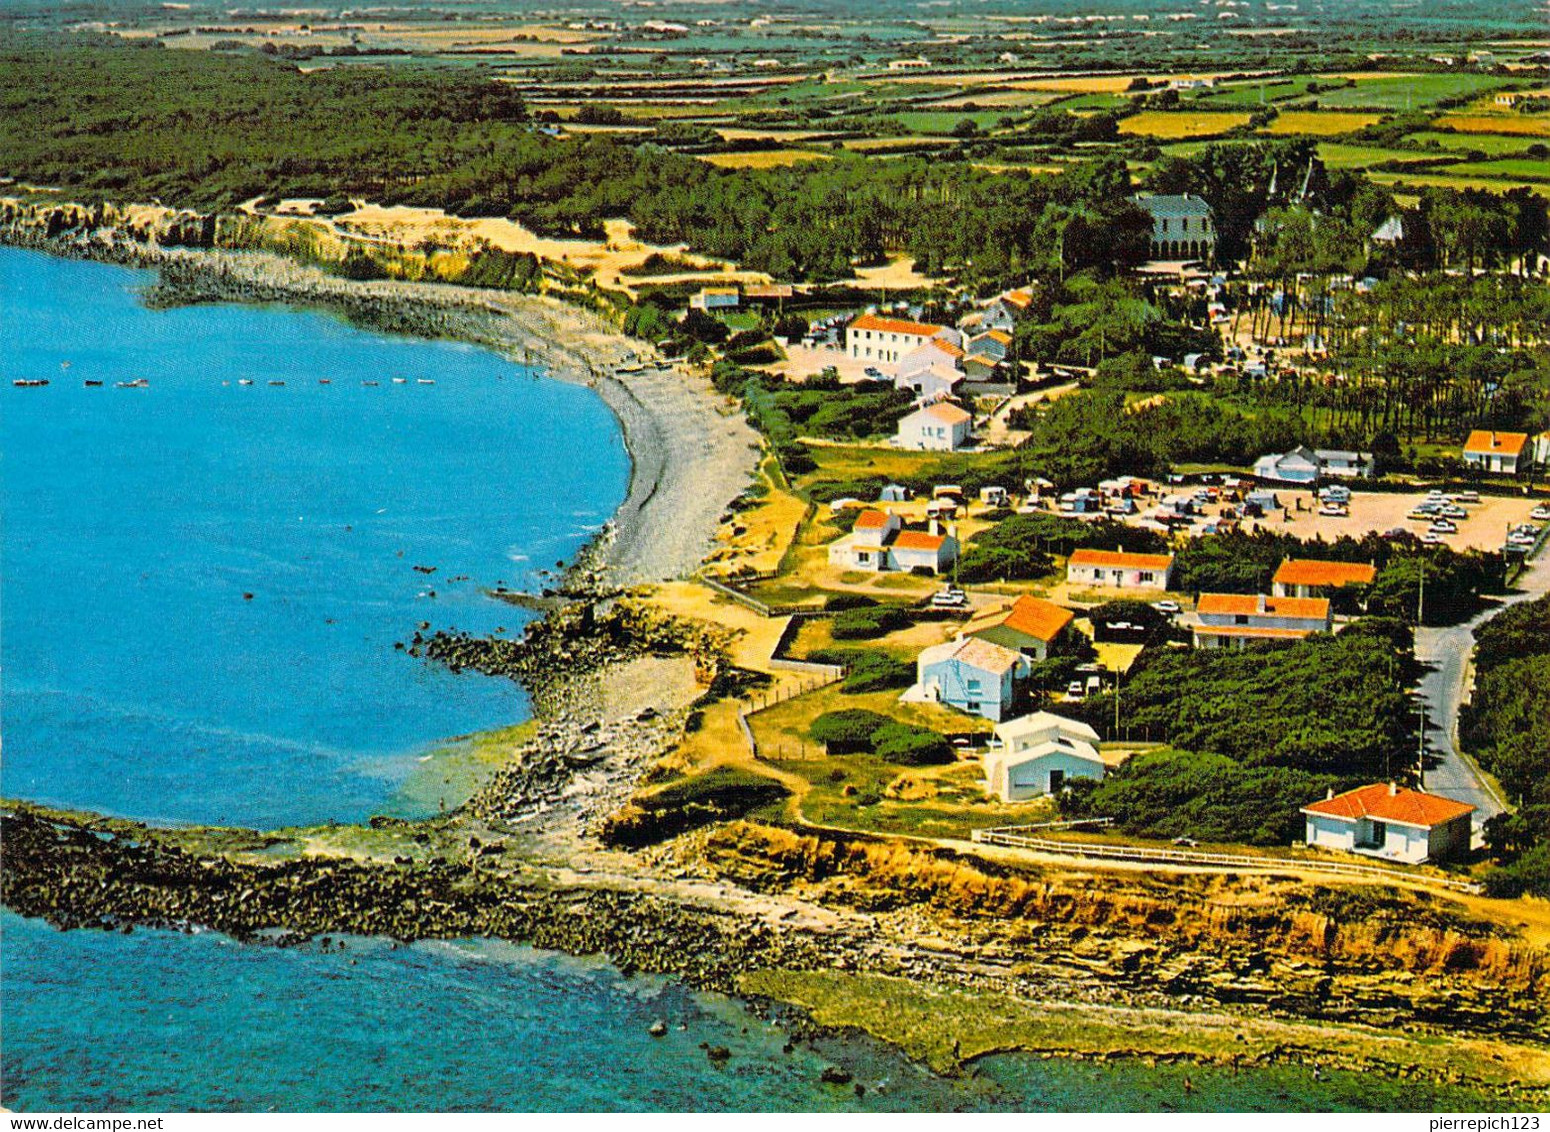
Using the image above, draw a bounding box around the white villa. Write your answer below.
[1302,783,1474,865]
[983,712,1105,801]
[1189,593,1331,649]
[1462,430,1528,476]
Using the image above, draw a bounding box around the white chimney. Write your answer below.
[1326,787,1335,800]
[929,519,940,536]
[1256,593,1267,613]
[1389,781,1399,796]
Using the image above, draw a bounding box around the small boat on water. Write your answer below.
[13,378,49,387]
[268,380,285,387]
[84,379,104,387]
[318,378,332,385]
[238,379,254,386]
[115,378,149,389]
[392,377,407,384]
[362,380,380,387]
[417,378,435,385]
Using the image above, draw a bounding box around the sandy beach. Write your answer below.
[143,250,761,587]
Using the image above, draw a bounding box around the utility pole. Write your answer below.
[1416,557,1426,786]
[1113,668,1121,737]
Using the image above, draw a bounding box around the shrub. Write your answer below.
[871,723,955,766]
[809,709,894,753]
[810,649,912,693]
[824,594,878,612]
[830,605,912,640]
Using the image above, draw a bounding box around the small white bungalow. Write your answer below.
[984,712,1105,801]
[1065,549,1174,591]
[1302,783,1474,865]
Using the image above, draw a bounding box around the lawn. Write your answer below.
[787,613,955,663]
[1262,110,1385,136]
[1442,158,1550,182]
[1118,111,1252,139]
[1366,171,1550,198]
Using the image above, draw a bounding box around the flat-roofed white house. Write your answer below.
[1189,593,1330,648]
[689,286,740,311]
[1315,449,1375,479]
[983,712,1104,801]
[912,637,1029,722]
[1302,782,1475,864]
[846,314,958,365]
[1065,548,1174,591]
[896,401,972,451]
[1461,429,1528,476]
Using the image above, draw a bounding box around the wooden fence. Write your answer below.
[970,826,1482,894]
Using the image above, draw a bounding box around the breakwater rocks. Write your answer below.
[410,599,727,713]
[0,805,843,997]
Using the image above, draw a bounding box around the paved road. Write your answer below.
[1414,540,1550,824]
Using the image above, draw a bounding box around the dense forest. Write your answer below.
[0,40,1151,285]
[1464,594,1550,897]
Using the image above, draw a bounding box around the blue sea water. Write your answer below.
[0,250,1500,1112]
[1,247,629,828]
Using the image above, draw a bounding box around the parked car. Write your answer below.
[1318,502,1349,517]
[1171,836,1199,848]
[1453,490,1481,504]
[1151,600,1182,615]
[1531,505,1550,522]
[1065,681,1085,701]
[1421,531,1446,545]
[929,587,969,609]
[1430,518,1458,534]
[1440,504,1468,519]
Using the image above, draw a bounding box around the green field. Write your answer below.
[1405,130,1543,155]
[1315,142,1436,169]
[1307,74,1510,110]
[1441,158,1550,183]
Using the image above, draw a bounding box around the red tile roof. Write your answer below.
[1068,548,1174,571]
[892,530,947,552]
[1463,429,1528,457]
[850,314,946,338]
[1302,783,1474,828]
[852,509,891,530]
[1197,593,1330,620]
[966,595,1073,644]
[1273,559,1377,589]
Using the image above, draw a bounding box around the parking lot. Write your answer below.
[1222,487,1545,553]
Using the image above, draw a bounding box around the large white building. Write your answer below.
[847,314,958,365]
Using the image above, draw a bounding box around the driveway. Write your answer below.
[1414,541,1550,824]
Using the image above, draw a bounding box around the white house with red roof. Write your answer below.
[846,314,959,365]
[1065,548,1174,591]
[896,401,973,451]
[827,510,958,574]
[1461,429,1529,476]
[1189,593,1331,649]
[1302,782,1475,864]
[892,337,965,401]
